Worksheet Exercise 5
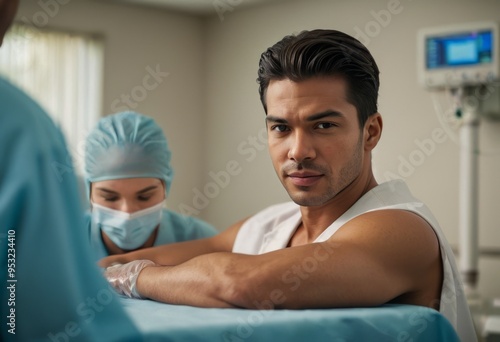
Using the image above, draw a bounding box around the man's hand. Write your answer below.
[104,260,157,298]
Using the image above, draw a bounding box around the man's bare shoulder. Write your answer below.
[330,209,441,287]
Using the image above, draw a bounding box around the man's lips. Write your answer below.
[287,172,323,187]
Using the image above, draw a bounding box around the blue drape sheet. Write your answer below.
[121,298,460,342]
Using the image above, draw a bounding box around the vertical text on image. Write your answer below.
[5,229,17,335]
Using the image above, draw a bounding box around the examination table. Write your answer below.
[121,298,460,341]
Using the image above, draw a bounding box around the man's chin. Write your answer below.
[288,192,328,207]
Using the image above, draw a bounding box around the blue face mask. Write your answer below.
[91,201,164,250]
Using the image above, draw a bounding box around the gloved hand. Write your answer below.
[104,259,157,299]
[99,254,130,268]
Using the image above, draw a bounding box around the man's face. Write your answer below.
[266,76,367,207]
[0,0,19,47]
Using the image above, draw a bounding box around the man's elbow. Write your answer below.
[216,273,258,309]
[218,272,288,310]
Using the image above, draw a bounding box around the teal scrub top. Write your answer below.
[0,78,141,341]
[87,208,218,260]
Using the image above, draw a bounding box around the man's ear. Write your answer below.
[363,113,383,151]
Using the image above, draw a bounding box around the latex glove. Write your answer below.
[104,259,156,298]
[99,254,130,268]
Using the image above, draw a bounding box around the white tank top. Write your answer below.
[233,179,477,342]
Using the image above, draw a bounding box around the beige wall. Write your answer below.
[14,0,499,299]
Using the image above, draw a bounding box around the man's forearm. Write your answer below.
[133,245,340,309]
[133,241,407,310]
[136,255,237,308]
[134,249,321,309]
[99,237,221,268]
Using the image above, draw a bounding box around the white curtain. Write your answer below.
[0,24,104,174]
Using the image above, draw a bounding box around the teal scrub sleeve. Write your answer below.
[155,210,218,246]
[0,78,141,341]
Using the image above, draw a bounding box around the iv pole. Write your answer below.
[457,85,480,292]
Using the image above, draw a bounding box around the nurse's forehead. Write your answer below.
[93,178,162,189]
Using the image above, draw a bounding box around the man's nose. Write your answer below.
[287,131,316,164]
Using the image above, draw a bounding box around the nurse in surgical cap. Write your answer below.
[84,111,217,259]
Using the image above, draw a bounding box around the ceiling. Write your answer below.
[97,0,294,16]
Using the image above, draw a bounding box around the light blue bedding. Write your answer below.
[121,298,460,341]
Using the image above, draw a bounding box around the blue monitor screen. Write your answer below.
[426,30,493,69]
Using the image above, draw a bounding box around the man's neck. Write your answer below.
[294,172,378,245]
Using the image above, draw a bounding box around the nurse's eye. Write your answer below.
[103,197,118,202]
[270,124,289,133]
[138,196,152,201]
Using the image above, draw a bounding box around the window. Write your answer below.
[0,24,104,174]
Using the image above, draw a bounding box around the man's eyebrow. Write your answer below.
[265,115,288,124]
[307,110,344,121]
[265,110,344,124]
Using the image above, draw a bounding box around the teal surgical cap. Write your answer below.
[84,111,173,198]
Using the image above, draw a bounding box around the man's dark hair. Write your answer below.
[257,29,380,128]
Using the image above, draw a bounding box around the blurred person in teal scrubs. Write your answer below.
[0,1,141,340]
[84,111,217,260]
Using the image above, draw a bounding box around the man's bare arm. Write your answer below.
[99,218,246,268]
[135,210,442,309]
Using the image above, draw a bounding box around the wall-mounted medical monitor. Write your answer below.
[418,22,499,89]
